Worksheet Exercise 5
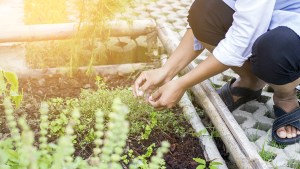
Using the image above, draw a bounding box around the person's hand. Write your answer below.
[148,79,186,110]
[133,67,172,98]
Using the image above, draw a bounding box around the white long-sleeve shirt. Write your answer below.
[197,0,300,67]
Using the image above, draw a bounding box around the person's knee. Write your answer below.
[250,27,300,85]
[187,0,208,31]
[187,0,234,46]
[252,27,290,63]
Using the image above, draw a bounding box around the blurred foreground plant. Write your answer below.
[0,70,23,108]
[0,98,169,169]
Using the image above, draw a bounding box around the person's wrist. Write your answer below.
[175,77,190,91]
[161,64,177,81]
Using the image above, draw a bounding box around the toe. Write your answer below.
[291,127,297,138]
[297,130,300,135]
[277,127,287,138]
[286,126,292,138]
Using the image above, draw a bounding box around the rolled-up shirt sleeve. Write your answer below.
[213,0,276,67]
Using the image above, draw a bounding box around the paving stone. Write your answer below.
[245,128,267,142]
[272,154,290,168]
[284,144,300,159]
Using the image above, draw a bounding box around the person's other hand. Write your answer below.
[133,67,171,98]
[148,79,185,110]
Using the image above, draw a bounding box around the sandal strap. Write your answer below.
[231,87,262,97]
[272,107,300,131]
[219,78,235,107]
[218,78,262,111]
[273,105,288,117]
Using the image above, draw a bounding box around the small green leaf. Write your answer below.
[0,72,6,93]
[11,95,23,108]
[196,165,206,169]
[0,164,10,169]
[51,126,61,133]
[210,161,222,166]
[209,166,218,169]
[193,158,206,165]
[4,71,18,90]
[0,150,8,164]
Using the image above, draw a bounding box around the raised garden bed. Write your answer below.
[8,72,204,168]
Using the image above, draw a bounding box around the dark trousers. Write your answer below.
[187,0,300,85]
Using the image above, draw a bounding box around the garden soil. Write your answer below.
[0,72,205,169]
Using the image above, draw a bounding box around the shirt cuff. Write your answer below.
[213,41,249,67]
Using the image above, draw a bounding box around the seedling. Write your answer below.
[193,158,222,169]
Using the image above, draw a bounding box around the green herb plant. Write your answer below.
[0,70,23,108]
[192,129,208,138]
[122,143,160,168]
[193,158,223,169]
[46,77,188,148]
[130,142,170,169]
[141,112,158,140]
[206,125,220,138]
[0,98,170,169]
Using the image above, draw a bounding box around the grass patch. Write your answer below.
[288,159,300,169]
[259,149,277,162]
[268,140,287,149]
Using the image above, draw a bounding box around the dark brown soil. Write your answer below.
[128,130,204,169]
[1,71,205,168]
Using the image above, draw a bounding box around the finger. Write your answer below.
[143,92,151,102]
[134,73,146,96]
[149,89,161,102]
[132,84,137,97]
[155,107,165,111]
[167,104,175,109]
[140,81,152,95]
[148,90,162,107]
[149,99,162,108]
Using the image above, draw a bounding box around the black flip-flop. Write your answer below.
[272,105,300,145]
[217,78,262,112]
